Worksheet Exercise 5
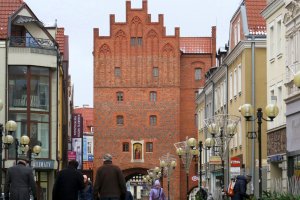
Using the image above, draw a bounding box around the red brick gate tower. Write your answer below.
[93,1,216,199]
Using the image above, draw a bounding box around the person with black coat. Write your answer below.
[231,175,252,200]
[4,159,37,200]
[52,160,85,200]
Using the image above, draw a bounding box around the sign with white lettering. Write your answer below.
[32,160,55,169]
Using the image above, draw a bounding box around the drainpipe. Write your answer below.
[251,35,255,194]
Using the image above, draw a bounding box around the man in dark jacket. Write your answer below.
[4,159,36,200]
[232,175,252,200]
[93,153,126,200]
[52,160,85,200]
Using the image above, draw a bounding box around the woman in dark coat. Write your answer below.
[231,175,252,200]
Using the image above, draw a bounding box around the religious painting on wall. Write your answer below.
[133,143,142,160]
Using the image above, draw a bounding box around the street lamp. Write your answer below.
[174,137,197,200]
[159,153,176,200]
[0,99,17,200]
[204,114,240,191]
[240,103,279,200]
[294,71,300,88]
[14,135,42,166]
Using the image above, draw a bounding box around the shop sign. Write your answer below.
[209,156,221,165]
[32,160,55,169]
[230,157,241,167]
[269,155,284,163]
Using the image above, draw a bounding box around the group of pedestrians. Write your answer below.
[52,153,133,200]
[9,153,265,200]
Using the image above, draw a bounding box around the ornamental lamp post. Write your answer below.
[159,153,177,200]
[174,137,197,200]
[204,114,240,193]
[0,99,18,200]
[240,103,279,200]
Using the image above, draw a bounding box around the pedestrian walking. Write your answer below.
[79,174,94,200]
[232,175,252,200]
[149,180,166,200]
[125,190,133,200]
[207,193,214,200]
[93,153,127,200]
[52,160,85,200]
[4,158,37,200]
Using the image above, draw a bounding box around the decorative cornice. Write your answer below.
[262,0,285,19]
[223,39,266,66]
[283,0,300,25]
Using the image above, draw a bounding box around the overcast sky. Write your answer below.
[24,0,241,107]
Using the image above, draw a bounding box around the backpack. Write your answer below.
[227,181,235,197]
[152,188,161,200]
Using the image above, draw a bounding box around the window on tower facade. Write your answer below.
[150,115,157,126]
[153,67,159,77]
[137,37,143,46]
[122,142,129,152]
[195,68,201,80]
[115,67,121,77]
[130,37,136,46]
[150,91,157,102]
[117,92,124,102]
[117,115,124,125]
[146,142,153,152]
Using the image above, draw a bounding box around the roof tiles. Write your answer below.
[56,27,65,55]
[0,0,24,39]
[245,0,267,34]
[180,37,212,54]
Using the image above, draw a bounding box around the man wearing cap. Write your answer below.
[93,153,126,200]
[4,158,37,200]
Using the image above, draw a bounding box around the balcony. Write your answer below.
[8,36,58,68]
[10,36,55,50]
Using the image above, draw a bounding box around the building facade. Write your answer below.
[73,106,94,180]
[0,1,67,199]
[93,1,216,199]
[224,0,267,197]
[283,0,300,181]
[262,0,288,192]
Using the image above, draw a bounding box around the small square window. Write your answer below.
[115,67,121,77]
[150,91,157,102]
[146,142,153,152]
[117,92,123,102]
[123,142,129,152]
[150,115,157,126]
[117,115,124,125]
[153,67,159,77]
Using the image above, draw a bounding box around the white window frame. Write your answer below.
[229,72,233,101]
[234,68,237,97]
[238,64,242,94]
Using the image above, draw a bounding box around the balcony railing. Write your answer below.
[9,36,55,50]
